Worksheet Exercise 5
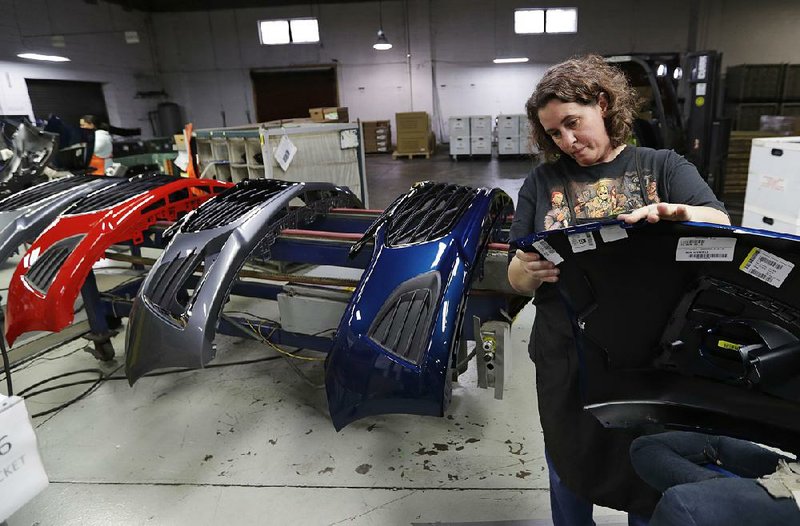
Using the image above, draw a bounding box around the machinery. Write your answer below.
[607,51,727,194]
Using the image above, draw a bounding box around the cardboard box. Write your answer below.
[759,115,800,135]
[396,112,430,134]
[363,120,391,129]
[309,108,325,122]
[309,107,349,123]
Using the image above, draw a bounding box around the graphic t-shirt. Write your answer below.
[513,145,726,236]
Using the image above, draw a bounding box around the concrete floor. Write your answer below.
[5,151,627,525]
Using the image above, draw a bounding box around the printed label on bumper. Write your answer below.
[740,247,795,288]
[532,240,564,265]
[676,237,736,261]
[568,232,597,253]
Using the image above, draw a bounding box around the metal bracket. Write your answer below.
[473,315,510,400]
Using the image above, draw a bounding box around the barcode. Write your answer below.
[758,256,784,270]
[743,252,758,271]
[750,269,774,283]
[687,252,730,259]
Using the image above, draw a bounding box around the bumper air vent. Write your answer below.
[367,271,441,365]
[25,234,85,293]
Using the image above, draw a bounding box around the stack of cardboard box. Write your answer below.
[363,121,392,153]
[309,107,350,123]
[394,111,434,157]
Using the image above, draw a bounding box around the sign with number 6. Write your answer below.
[0,395,49,522]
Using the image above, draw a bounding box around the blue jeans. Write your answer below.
[630,431,800,526]
[546,453,649,526]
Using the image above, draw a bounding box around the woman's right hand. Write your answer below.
[514,249,560,283]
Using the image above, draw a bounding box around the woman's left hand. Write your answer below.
[618,202,692,224]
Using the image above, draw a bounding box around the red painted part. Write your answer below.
[488,242,510,251]
[4,178,232,345]
[280,229,364,241]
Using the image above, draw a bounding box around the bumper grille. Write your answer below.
[0,176,101,211]
[386,183,477,245]
[67,175,177,215]
[179,179,295,233]
[26,234,84,293]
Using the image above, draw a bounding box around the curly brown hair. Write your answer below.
[525,55,638,162]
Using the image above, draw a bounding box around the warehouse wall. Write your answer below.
[3,0,798,139]
[699,0,800,68]
[152,0,700,136]
[0,0,161,131]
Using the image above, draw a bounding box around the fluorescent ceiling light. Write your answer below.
[290,19,319,43]
[493,57,529,64]
[17,53,70,62]
[546,8,578,33]
[515,9,544,34]
[259,20,290,45]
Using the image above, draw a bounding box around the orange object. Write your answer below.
[88,155,106,176]
[184,123,197,179]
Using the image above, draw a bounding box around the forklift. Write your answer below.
[606,51,729,198]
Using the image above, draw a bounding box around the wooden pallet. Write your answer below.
[392,150,431,160]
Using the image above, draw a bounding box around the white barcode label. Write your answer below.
[599,224,628,243]
[568,232,596,253]
[676,237,736,261]
[740,247,794,288]
[532,240,563,265]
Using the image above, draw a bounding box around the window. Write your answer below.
[258,18,320,45]
[514,8,578,34]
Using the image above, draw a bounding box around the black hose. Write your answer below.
[0,294,11,395]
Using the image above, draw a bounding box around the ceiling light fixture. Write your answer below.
[17,53,70,62]
[373,1,392,51]
[493,57,529,64]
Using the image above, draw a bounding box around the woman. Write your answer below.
[79,114,113,175]
[507,55,730,525]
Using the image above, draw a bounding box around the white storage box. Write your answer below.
[498,136,520,155]
[742,136,800,234]
[497,115,520,134]
[519,136,538,155]
[470,136,492,155]
[450,136,470,155]
[470,116,493,137]
[519,116,531,138]
[449,117,470,138]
